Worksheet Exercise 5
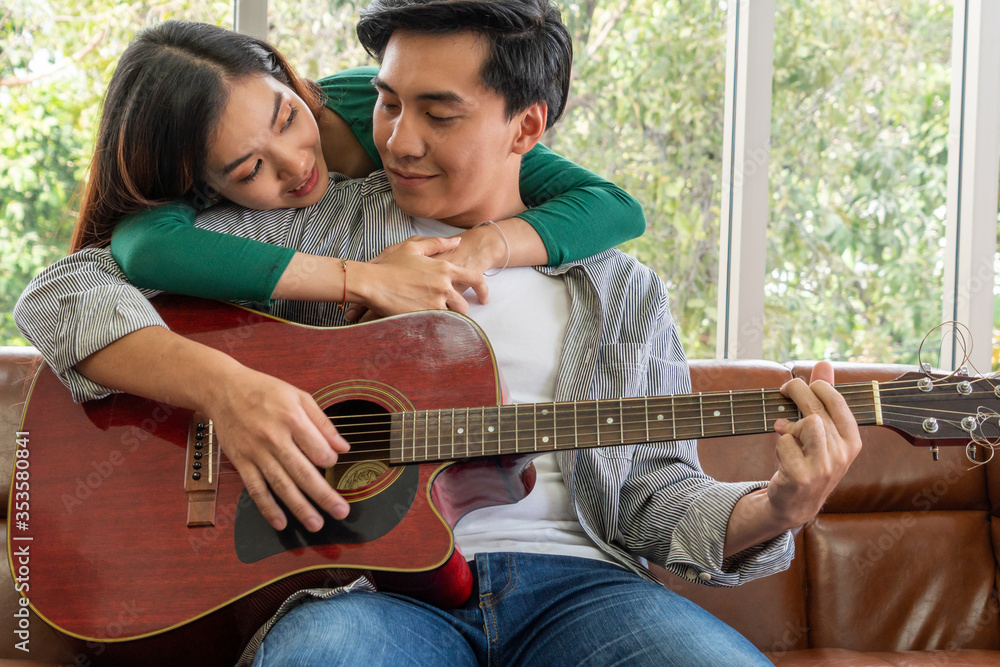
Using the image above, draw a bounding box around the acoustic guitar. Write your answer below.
[9,295,994,663]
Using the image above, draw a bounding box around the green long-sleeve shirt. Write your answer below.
[111,67,644,302]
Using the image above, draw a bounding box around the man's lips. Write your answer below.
[288,165,319,197]
[387,167,436,186]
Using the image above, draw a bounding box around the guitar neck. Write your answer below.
[392,381,881,464]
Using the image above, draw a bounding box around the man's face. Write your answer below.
[373,30,534,227]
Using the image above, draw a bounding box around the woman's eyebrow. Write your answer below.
[269,91,283,127]
[221,91,284,176]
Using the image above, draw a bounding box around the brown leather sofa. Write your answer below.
[1,349,998,665]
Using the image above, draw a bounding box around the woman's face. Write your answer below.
[203,74,329,210]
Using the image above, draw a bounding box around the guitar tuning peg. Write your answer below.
[921,362,933,374]
[930,445,939,461]
[958,365,969,376]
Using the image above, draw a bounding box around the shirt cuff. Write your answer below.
[666,480,795,586]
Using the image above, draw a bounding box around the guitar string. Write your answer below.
[301,378,997,426]
[303,381,998,433]
[206,378,998,470]
[210,403,984,468]
[334,399,992,458]
[212,411,972,475]
[218,382,993,456]
[212,408,990,474]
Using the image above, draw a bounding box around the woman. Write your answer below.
[80,20,644,318]
[17,19,643,533]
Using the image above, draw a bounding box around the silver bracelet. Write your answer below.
[476,220,510,277]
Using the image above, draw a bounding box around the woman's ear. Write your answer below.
[511,102,548,155]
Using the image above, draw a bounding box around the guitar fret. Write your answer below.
[413,410,419,463]
[698,394,705,435]
[422,410,429,462]
[420,410,426,461]
[426,411,431,459]
[574,401,579,449]
[399,412,405,462]
[412,410,419,462]
[413,411,419,462]
[401,412,410,462]
[403,414,416,461]
[539,405,552,450]
[626,397,645,445]
[465,408,471,457]
[513,404,519,454]
[619,397,624,443]
[703,394,732,437]
[492,406,500,455]
[671,396,677,440]
[761,389,767,432]
[553,402,574,451]
[729,389,736,433]
[552,403,559,450]
[593,403,600,447]
[448,408,456,459]
[532,406,538,452]
[401,412,408,462]
[644,397,650,444]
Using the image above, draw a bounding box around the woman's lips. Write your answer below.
[288,165,319,197]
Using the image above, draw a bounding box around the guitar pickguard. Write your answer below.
[233,464,420,563]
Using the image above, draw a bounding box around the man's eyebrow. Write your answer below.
[372,76,468,106]
[220,91,283,176]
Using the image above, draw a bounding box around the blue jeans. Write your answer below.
[252,552,771,666]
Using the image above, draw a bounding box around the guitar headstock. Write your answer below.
[875,371,1000,445]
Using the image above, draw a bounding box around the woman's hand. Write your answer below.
[428,224,506,275]
[345,236,489,321]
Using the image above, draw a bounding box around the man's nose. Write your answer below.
[386,111,426,159]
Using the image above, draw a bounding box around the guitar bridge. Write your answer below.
[184,413,220,526]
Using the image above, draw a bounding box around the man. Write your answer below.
[16,1,860,664]
[242,2,857,663]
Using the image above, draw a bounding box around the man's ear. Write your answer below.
[511,102,548,155]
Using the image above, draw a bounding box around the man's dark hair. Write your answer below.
[357,0,572,129]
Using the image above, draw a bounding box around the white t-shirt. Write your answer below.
[411,219,614,564]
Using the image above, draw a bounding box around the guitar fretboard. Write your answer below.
[391,383,879,464]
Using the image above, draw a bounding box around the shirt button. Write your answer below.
[686,568,697,580]
[698,572,712,582]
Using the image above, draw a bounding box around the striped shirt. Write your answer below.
[14,171,792,590]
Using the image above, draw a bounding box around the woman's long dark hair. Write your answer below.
[71,20,325,251]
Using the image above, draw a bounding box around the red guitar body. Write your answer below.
[11,296,535,664]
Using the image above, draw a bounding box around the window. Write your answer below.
[544,1,729,359]
[2,0,997,367]
[764,2,952,364]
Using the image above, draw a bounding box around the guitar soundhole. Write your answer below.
[325,400,394,493]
